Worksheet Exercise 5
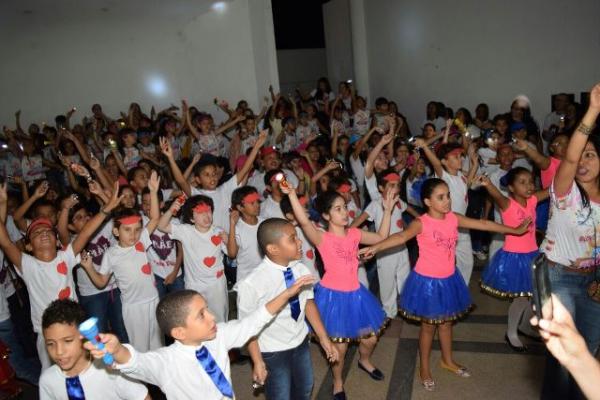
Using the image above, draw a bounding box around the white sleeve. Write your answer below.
[169,223,185,242]
[364,175,381,201]
[139,228,152,249]
[114,344,166,387]
[62,245,79,271]
[235,280,261,319]
[98,251,114,275]
[363,201,377,222]
[221,306,274,349]
[114,374,150,400]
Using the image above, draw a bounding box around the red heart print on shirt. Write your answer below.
[211,235,222,246]
[58,287,71,299]
[204,257,216,267]
[56,262,67,275]
[306,249,314,260]
[141,263,151,275]
[135,242,145,252]
[349,210,356,218]
[396,220,404,229]
[216,270,224,278]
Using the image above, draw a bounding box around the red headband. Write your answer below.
[446,148,464,158]
[243,192,260,204]
[26,217,53,238]
[337,183,352,193]
[261,146,279,157]
[383,173,401,182]
[193,203,212,213]
[117,215,142,225]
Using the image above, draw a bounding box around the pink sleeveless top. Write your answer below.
[317,228,361,291]
[502,197,538,253]
[541,157,561,189]
[414,213,458,279]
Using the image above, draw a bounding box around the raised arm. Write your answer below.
[415,137,444,178]
[235,130,267,184]
[160,137,191,196]
[62,130,91,165]
[456,213,530,235]
[79,251,112,289]
[280,185,322,246]
[145,171,161,235]
[514,138,551,171]
[13,181,49,232]
[365,132,394,178]
[57,195,78,247]
[359,191,397,244]
[352,127,379,159]
[215,115,245,136]
[0,184,22,270]
[478,175,510,211]
[554,83,600,196]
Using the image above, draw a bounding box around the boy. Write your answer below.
[227,186,264,283]
[161,130,266,231]
[259,170,286,220]
[39,298,149,399]
[0,182,122,369]
[237,218,338,400]
[280,196,319,280]
[86,279,315,399]
[416,138,479,283]
[248,146,300,200]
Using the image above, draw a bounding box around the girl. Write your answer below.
[281,184,396,399]
[359,178,530,391]
[478,168,548,351]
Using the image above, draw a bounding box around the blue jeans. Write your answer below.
[78,288,129,343]
[154,274,185,298]
[541,262,600,399]
[262,337,313,400]
[0,318,40,385]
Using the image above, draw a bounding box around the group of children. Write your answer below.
[0,82,574,398]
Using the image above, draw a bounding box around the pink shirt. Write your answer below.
[541,157,561,189]
[318,228,361,291]
[502,197,538,253]
[414,213,458,279]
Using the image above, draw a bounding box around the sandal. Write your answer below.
[440,360,471,378]
[421,378,435,391]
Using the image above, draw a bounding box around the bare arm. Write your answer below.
[235,130,267,184]
[160,137,191,196]
[515,138,551,171]
[365,133,394,178]
[359,191,397,244]
[479,175,510,211]
[358,219,422,259]
[0,184,22,270]
[226,211,239,258]
[455,213,530,235]
[415,138,444,178]
[280,186,322,246]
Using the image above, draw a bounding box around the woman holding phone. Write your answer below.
[539,82,600,399]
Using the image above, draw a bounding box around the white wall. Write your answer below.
[277,48,328,96]
[323,0,355,93]
[360,0,600,129]
[0,0,279,126]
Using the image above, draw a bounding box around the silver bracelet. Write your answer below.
[577,122,594,136]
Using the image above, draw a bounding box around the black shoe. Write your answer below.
[357,361,385,380]
[333,391,347,400]
[505,334,528,352]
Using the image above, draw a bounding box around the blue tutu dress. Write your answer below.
[480,249,537,298]
[314,228,389,342]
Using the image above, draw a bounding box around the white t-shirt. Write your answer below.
[478,147,499,176]
[440,170,469,214]
[0,267,11,322]
[99,229,158,305]
[489,168,510,223]
[310,90,335,111]
[347,199,360,224]
[137,143,156,155]
[21,155,46,183]
[39,359,148,400]
[353,109,370,136]
[365,198,407,234]
[143,216,181,280]
[78,221,117,297]
[296,226,318,280]
[280,131,299,153]
[237,257,314,352]
[196,132,227,158]
[259,196,285,220]
[234,218,263,282]
[18,245,79,332]
[364,174,380,202]
[170,224,226,288]
[122,147,141,171]
[296,124,314,145]
[191,175,239,231]
[248,169,299,201]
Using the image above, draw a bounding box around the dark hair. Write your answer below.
[280,196,293,217]
[282,117,296,127]
[193,158,219,177]
[314,77,332,100]
[493,113,510,124]
[32,200,57,218]
[42,299,87,330]
[264,169,284,186]
[231,186,259,210]
[112,208,142,229]
[422,122,436,132]
[315,190,344,223]
[575,131,600,216]
[420,178,448,211]
[327,176,351,192]
[456,107,473,126]
[475,103,490,120]
[504,167,532,189]
[127,166,147,184]
[156,290,200,336]
[68,203,88,224]
[375,97,389,108]
[257,218,291,255]
[141,187,164,203]
[119,127,136,138]
[180,195,214,224]
[436,143,464,160]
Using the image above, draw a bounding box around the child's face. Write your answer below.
[377,103,389,113]
[28,225,58,252]
[139,135,151,146]
[415,158,426,174]
[307,146,319,162]
[424,184,451,214]
[443,152,463,171]
[495,119,508,135]
[196,165,219,190]
[180,295,217,342]
[141,193,157,217]
[245,119,256,133]
[70,208,90,233]
[262,153,282,171]
[374,152,389,172]
[270,224,302,261]
[497,146,514,169]
[238,198,260,217]
[36,205,58,226]
[324,196,348,227]
[396,145,409,162]
[120,188,137,209]
[23,140,35,155]
[286,121,297,132]
[192,209,213,229]
[509,172,535,198]
[339,137,349,152]
[198,119,211,133]
[130,170,149,192]
[381,181,400,197]
[113,222,143,247]
[123,133,137,147]
[43,323,85,373]
[513,128,527,140]
[423,125,436,139]
[319,175,330,192]
[550,135,568,158]
[357,97,366,109]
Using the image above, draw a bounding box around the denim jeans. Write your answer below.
[154,274,185,299]
[78,288,129,343]
[541,262,600,399]
[0,318,40,385]
[262,337,313,400]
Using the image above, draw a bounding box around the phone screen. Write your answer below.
[532,254,553,320]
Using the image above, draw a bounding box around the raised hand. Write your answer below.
[413,138,426,149]
[80,251,93,271]
[159,137,173,159]
[63,194,79,210]
[229,209,240,226]
[0,183,8,204]
[34,181,49,199]
[382,189,399,211]
[589,82,600,112]
[380,132,394,146]
[88,180,103,197]
[255,129,268,147]
[147,171,161,193]
[103,182,123,213]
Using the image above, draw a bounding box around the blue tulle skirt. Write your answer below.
[536,198,550,231]
[480,249,537,298]
[399,269,473,324]
[314,283,389,342]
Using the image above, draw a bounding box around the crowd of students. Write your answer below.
[0,77,598,400]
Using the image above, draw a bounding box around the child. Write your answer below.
[237,218,338,400]
[281,184,396,399]
[280,196,319,280]
[158,195,229,322]
[479,168,549,350]
[86,281,315,399]
[359,178,530,391]
[227,186,263,282]
[0,182,122,369]
[260,169,286,220]
[39,299,149,399]
[248,146,300,200]
[120,128,141,171]
[350,169,411,318]
[161,130,266,231]
[416,139,479,283]
[80,172,163,352]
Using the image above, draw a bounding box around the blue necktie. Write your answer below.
[195,346,234,399]
[65,376,85,400]
[283,268,301,321]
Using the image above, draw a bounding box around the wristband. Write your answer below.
[577,122,594,136]
[100,208,111,216]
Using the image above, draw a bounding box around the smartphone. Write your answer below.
[531,253,553,320]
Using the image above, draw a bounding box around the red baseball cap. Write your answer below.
[26,218,53,238]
